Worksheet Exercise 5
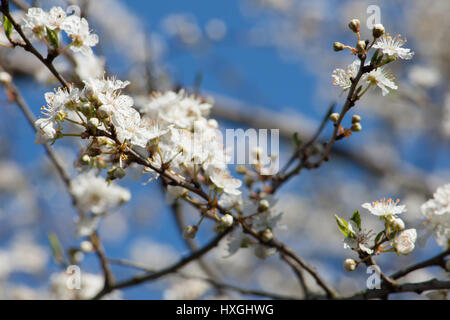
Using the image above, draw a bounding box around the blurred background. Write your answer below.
[0,0,449,299]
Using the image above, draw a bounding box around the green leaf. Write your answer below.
[293,132,302,147]
[3,15,12,39]
[374,231,384,244]
[47,232,65,265]
[350,210,361,231]
[335,214,350,237]
[46,27,59,48]
[370,49,380,65]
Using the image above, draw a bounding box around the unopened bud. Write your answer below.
[258,199,270,212]
[0,71,12,85]
[351,122,362,132]
[236,165,247,174]
[81,154,91,164]
[352,115,361,124]
[80,241,94,253]
[391,218,405,231]
[261,228,273,242]
[114,167,126,179]
[183,225,198,239]
[348,19,360,33]
[88,117,99,129]
[333,42,345,52]
[372,24,385,38]
[343,258,357,271]
[356,40,366,53]
[329,113,340,123]
[220,214,234,227]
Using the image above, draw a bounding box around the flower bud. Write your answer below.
[0,71,12,85]
[261,228,273,242]
[445,259,450,272]
[81,154,91,165]
[183,225,198,239]
[236,165,247,174]
[333,42,345,52]
[391,218,405,231]
[348,19,360,33]
[351,122,362,132]
[356,40,366,53]
[258,199,270,212]
[220,214,234,227]
[372,24,385,38]
[352,115,361,124]
[329,113,340,123]
[80,241,94,253]
[114,167,126,179]
[88,117,99,129]
[394,229,417,255]
[343,258,357,271]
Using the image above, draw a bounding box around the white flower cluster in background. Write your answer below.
[139,90,241,196]
[421,183,450,248]
[21,6,98,55]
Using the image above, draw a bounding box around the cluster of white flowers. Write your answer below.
[421,183,450,248]
[139,90,241,196]
[332,59,398,96]
[337,197,418,269]
[332,23,413,97]
[21,6,98,55]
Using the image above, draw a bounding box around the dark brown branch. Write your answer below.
[343,279,450,300]
[390,248,450,280]
[92,228,232,299]
[107,257,296,300]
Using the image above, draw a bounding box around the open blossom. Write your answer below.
[208,168,242,195]
[343,221,374,254]
[113,108,170,148]
[362,198,407,217]
[21,7,98,56]
[46,7,67,30]
[365,67,398,96]
[70,171,131,214]
[373,34,414,60]
[421,183,450,248]
[34,86,81,144]
[21,7,49,39]
[393,228,417,255]
[332,60,360,90]
[62,15,99,55]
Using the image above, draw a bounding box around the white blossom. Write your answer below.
[332,60,360,90]
[70,171,131,215]
[373,34,414,60]
[421,183,450,248]
[365,68,398,96]
[62,16,99,56]
[343,221,374,254]
[362,198,407,217]
[208,168,242,195]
